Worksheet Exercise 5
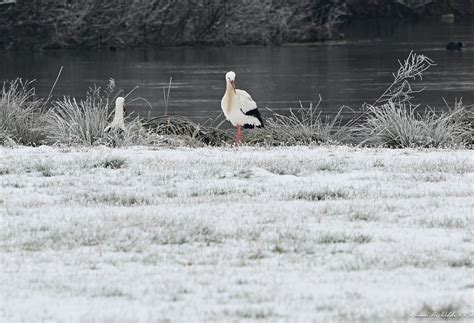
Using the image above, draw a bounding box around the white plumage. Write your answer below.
[221,71,264,144]
[104,97,126,132]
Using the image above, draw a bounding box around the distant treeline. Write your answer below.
[0,0,472,49]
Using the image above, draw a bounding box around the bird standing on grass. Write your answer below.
[104,97,126,132]
[221,71,264,145]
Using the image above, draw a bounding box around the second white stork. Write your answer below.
[104,97,126,132]
[221,71,264,144]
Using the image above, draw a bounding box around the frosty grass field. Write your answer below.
[0,145,472,322]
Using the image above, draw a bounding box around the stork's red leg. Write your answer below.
[235,125,241,145]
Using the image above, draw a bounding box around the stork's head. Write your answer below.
[115,97,126,116]
[225,71,236,94]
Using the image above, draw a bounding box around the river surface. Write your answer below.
[1,18,473,123]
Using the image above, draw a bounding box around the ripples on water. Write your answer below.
[1,18,473,123]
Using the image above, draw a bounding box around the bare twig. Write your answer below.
[42,66,63,109]
[163,77,172,115]
[374,51,435,106]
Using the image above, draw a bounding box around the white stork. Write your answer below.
[104,97,126,132]
[221,71,264,144]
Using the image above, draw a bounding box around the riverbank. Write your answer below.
[1,0,472,49]
[0,145,472,321]
[0,52,472,149]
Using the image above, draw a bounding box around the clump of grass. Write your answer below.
[105,117,163,147]
[45,86,111,145]
[350,211,378,222]
[444,98,473,146]
[359,52,472,148]
[96,287,127,298]
[291,188,348,201]
[35,162,53,177]
[448,258,473,268]
[360,101,471,148]
[93,156,127,169]
[271,245,287,254]
[234,307,274,320]
[417,302,462,319]
[247,97,352,146]
[0,168,10,175]
[152,222,223,245]
[418,215,469,229]
[0,79,45,145]
[265,160,301,176]
[85,193,149,206]
[317,232,372,244]
[144,115,231,146]
[45,81,160,147]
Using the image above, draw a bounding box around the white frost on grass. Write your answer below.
[0,145,473,322]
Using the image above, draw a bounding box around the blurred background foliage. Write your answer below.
[0,0,472,49]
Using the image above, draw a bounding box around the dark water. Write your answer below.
[1,18,473,123]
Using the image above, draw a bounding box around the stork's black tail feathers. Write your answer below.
[243,108,264,129]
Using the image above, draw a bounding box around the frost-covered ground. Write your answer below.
[0,145,472,322]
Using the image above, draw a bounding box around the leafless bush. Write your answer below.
[210,0,347,45]
[0,0,347,48]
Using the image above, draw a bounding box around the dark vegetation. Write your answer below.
[347,0,474,18]
[0,52,472,148]
[0,0,472,49]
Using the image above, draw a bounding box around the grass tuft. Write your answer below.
[0,79,45,145]
[358,52,472,148]
[317,232,372,244]
[292,188,349,201]
[45,87,111,145]
[0,168,10,175]
[35,162,53,177]
[144,115,231,146]
[448,258,473,268]
[417,302,462,319]
[93,156,127,169]
[360,101,471,148]
[85,193,149,206]
[246,97,353,146]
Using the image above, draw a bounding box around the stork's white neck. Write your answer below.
[114,101,124,121]
[224,80,236,114]
[226,80,236,97]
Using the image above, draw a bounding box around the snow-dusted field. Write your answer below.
[0,145,472,322]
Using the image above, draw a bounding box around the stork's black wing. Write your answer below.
[243,108,264,129]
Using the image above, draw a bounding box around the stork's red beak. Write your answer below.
[230,80,236,94]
